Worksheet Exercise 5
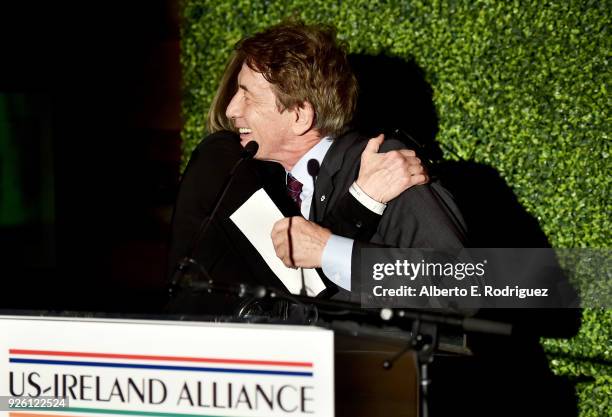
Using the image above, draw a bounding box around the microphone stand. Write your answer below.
[169,141,259,297]
[298,159,321,297]
[176,275,512,335]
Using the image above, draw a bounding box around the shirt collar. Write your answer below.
[288,136,333,192]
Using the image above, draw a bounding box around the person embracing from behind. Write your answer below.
[203,21,466,301]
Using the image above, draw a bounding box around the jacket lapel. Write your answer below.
[309,130,360,222]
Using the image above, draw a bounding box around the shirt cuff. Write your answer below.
[349,182,387,215]
[321,234,353,291]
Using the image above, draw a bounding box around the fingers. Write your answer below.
[361,158,425,185]
[379,149,417,163]
[410,173,429,186]
[366,144,417,160]
[271,217,290,240]
[271,218,292,267]
[407,161,426,175]
[363,134,385,155]
[397,149,416,157]
[271,217,306,268]
[381,151,429,188]
[380,154,421,175]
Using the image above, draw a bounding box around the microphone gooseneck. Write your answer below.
[240,140,259,160]
[298,159,321,297]
[169,140,259,295]
[191,140,259,259]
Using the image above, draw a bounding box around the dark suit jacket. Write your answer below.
[311,130,467,302]
[166,131,384,313]
[167,130,466,311]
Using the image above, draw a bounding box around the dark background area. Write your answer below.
[0,1,181,312]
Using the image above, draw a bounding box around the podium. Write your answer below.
[0,312,422,417]
[1,304,510,417]
[335,332,418,416]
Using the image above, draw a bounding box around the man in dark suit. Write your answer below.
[279,130,467,301]
[202,21,466,300]
[166,129,428,312]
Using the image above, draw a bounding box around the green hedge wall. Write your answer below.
[181,1,610,415]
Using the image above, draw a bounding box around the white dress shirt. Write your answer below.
[288,137,386,291]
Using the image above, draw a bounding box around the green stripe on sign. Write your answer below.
[62,408,250,417]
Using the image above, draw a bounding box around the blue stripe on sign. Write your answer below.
[9,358,313,377]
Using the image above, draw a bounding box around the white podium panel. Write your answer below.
[0,316,334,417]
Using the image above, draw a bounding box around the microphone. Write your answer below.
[307,159,320,222]
[296,159,321,297]
[169,140,259,296]
[307,159,320,177]
[240,140,259,160]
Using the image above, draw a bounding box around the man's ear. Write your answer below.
[291,101,315,136]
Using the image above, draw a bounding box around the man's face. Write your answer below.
[225,63,295,163]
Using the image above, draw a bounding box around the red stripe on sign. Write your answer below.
[10,413,83,417]
[9,349,312,368]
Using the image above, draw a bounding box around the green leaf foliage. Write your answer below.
[181,1,611,415]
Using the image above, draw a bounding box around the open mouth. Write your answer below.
[237,127,253,146]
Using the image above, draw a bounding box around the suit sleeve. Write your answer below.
[323,192,382,240]
[341,139,469,304]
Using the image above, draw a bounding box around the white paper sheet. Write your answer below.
[230,188,327,296]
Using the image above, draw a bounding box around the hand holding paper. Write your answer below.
[230,189,326,296]
[271,216,332,269]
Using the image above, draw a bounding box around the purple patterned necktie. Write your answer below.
[286,173,303,209]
